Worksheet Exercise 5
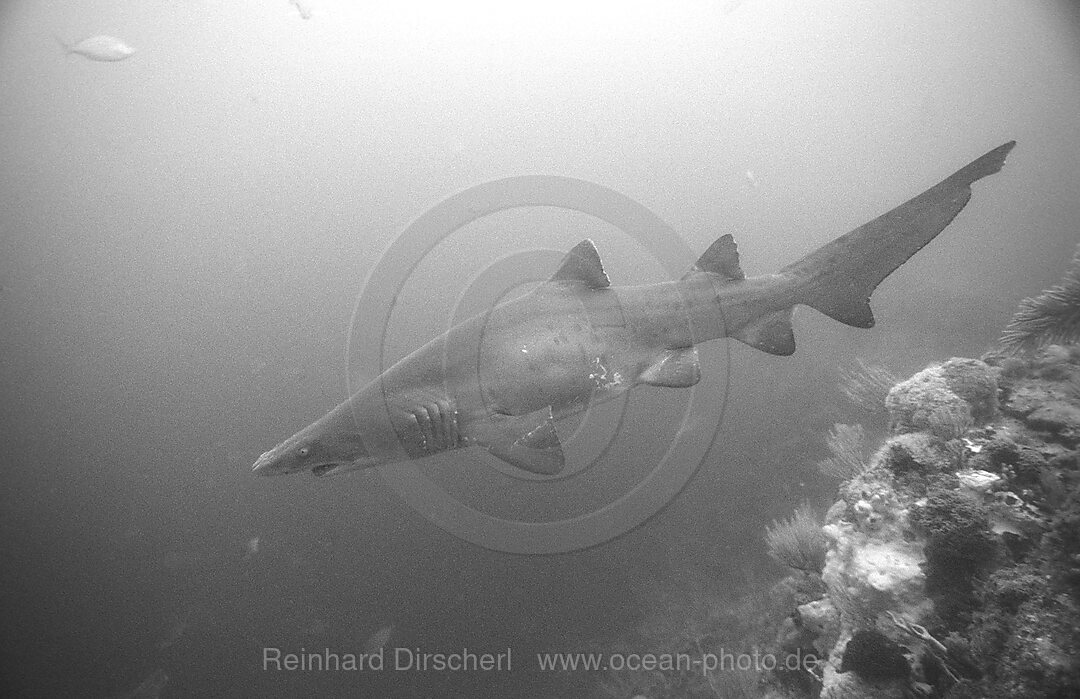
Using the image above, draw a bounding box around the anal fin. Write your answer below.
[639,348,701,387]
[478,407,565,475]
[733,309,796,356]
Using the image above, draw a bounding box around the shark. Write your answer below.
[252,141,1015,478]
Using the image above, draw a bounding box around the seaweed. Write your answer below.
[840,358,898,418]
[765,503,828,574]
[816,423,867,480]
[999,242,1080,354]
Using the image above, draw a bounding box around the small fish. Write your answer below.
[57,35,136,62]
[722,0,746,15]
[745,169,760,188]
[290,0,314,19]
[125,669,168,699]
[157,608,192,650]
[363,624,394,654]
[304,618,330,637]
[243,536,260,558]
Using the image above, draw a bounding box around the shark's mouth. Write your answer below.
[312,463,340,477]
[311,457,377,478]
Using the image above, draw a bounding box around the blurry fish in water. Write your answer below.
[745,169,760,188]
[290,0,314,19]
[124,669,168,699]
[57,35,136,62]
[363,624,394,654]
[721,0,745,15]
[157,608,192,649]
[304,618,330,638]
[243,536,260,559]
[0,278,28,304]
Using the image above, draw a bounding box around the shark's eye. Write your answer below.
[298,446,311,458]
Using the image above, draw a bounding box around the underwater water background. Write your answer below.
[1,1,1079,696]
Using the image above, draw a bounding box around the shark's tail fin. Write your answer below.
[782,141,1015,329]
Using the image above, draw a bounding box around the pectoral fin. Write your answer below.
[477,407,565,475]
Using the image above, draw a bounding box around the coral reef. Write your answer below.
[884,358,997,438]
[758,348,1080,698]
[596,343,1080,698]
[910,487,996,628]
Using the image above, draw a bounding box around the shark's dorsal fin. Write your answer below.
[682,234,745,282]
[732,308,796,356]
[550,239,610,289]
[640,348,701,387]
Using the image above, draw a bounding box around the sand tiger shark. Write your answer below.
[252,141,1014,478]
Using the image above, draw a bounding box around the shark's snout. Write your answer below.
[250,439,375,478]
[251,450,277,476]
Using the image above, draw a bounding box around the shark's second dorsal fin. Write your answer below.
[682,234,745,282]
[550,239,610,289]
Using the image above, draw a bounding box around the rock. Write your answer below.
[821,520,928,625]
[850,540,925,594]
[798,597,840,657]
[880,432,955,477]
[840,629,911,681]
[820,657,908,699]
[887,369,971,438]
[939,357,999,422]
[885,359,997,439]
[1026,401,1080,445]
[957,468,1002,495]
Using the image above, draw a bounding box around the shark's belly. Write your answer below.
[475,315,648,416]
